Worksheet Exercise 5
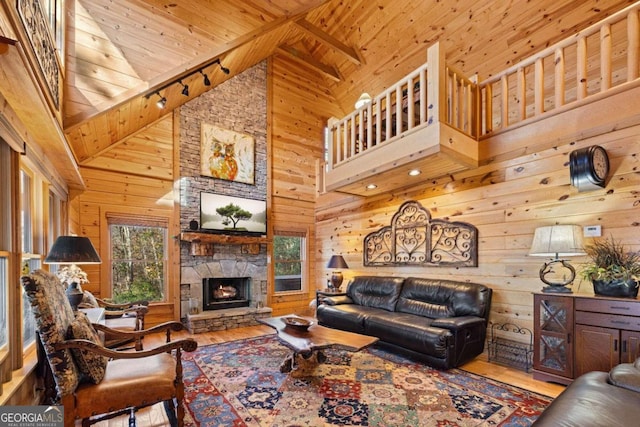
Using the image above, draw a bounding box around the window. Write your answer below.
[109,218,168,303]
[21,256,39,348]
[20,171,32,254]
[274,231,307,293]
[0,255,7,350]
[20,169,37,349]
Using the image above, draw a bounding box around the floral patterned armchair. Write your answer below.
[22,269,197,427]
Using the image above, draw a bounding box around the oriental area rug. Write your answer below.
[182,335,551,426]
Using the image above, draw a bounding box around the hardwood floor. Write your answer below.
[89,324,565,426]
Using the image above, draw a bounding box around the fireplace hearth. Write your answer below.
[203,277,250,310]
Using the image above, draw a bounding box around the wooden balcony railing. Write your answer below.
[326,42,479,172]
[478,2,640,136]
[319,2,640,196]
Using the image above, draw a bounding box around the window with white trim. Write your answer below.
[274,230,307,293]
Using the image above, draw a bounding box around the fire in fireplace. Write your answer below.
[202,277,251,310]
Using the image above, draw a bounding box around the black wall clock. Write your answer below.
[569,145,609,192]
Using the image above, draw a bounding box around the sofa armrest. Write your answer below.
[431,316,485,331]
[322,295,354,305]
[609,362,640,392]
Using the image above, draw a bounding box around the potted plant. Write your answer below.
[581,237,640,298]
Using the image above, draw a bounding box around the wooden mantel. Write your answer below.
[180,232,271,256]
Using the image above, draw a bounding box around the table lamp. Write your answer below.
[327,255,349,291]
[44,236,102,310]
[529,225,585,293]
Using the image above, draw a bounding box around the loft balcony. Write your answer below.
[318,3,640,197]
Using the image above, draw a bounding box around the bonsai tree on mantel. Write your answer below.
[581,236,640,298]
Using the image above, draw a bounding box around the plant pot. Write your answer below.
[592,278,640,298]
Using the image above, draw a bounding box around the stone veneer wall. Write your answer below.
[179,62,268,330]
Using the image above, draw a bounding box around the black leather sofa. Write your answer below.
[532,359,640,426]
[316,276,492,369]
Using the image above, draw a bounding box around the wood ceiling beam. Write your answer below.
[277,45,342,82]
[0,34,17,55]
[294,18,363,65]
[64,0,331,132]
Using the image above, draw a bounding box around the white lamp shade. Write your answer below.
[529,225,586,257]
[355,93,372,109]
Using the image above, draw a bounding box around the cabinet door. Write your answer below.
[533,294,574,379]
[622,330,640,363]
[575,324,619,377]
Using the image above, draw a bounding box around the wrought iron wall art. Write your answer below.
[363,201,478,266]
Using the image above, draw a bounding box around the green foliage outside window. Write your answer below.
[111,224,165,303]
[274,236,302,276]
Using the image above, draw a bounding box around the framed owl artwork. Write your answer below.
[200,123,255,184]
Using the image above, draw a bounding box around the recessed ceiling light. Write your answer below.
[408,169,421,176]
[366,183,377,190]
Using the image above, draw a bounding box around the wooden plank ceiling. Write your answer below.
[57,0,635,183]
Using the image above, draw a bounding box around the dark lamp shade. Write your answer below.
[44,236,102,264]
[327,255,349,269]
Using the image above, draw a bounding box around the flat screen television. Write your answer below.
[200,192,267,235]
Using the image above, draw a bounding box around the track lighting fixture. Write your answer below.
[199,70,211,86]
[213,58,230,75]
[179,80,189,96]
[144,58,230,107]
[154,92,167,109]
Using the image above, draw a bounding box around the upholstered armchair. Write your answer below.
[22,269,197,427]
[80,291,149,350]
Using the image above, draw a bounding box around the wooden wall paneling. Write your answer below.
[268,52,343,315]
[315,119,640,346]
[78,118,178,323]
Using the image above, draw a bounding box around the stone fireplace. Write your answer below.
[178,62,269,333]
[202,276,250,310]
[180,252,271,333]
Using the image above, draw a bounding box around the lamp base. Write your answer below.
[66,282,84,311]
[541,285,573,294]
[330,272,344,291]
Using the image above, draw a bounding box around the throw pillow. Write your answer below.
[68,312,108,384]
[22,270,80,396]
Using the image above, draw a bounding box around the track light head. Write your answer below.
[199,70,211,86]
[213,58,230,75]
[155,92,167,108]
[178,80,189,96]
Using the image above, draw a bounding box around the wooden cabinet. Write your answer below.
[533,294,574,384]
[574,297,640,377]
[533,293,640,384]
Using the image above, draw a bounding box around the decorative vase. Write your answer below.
[592,278,639,298]
[66,281,84,311]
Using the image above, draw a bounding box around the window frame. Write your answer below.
[106,214,169,303]
[273,229,308,295]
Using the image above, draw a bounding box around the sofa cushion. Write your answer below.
[317,304,382,334]
[608,362,640,393]
[365,312,451,358]
[532,371,640,426]
[396,277,491,319]
[347,276,405,312]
